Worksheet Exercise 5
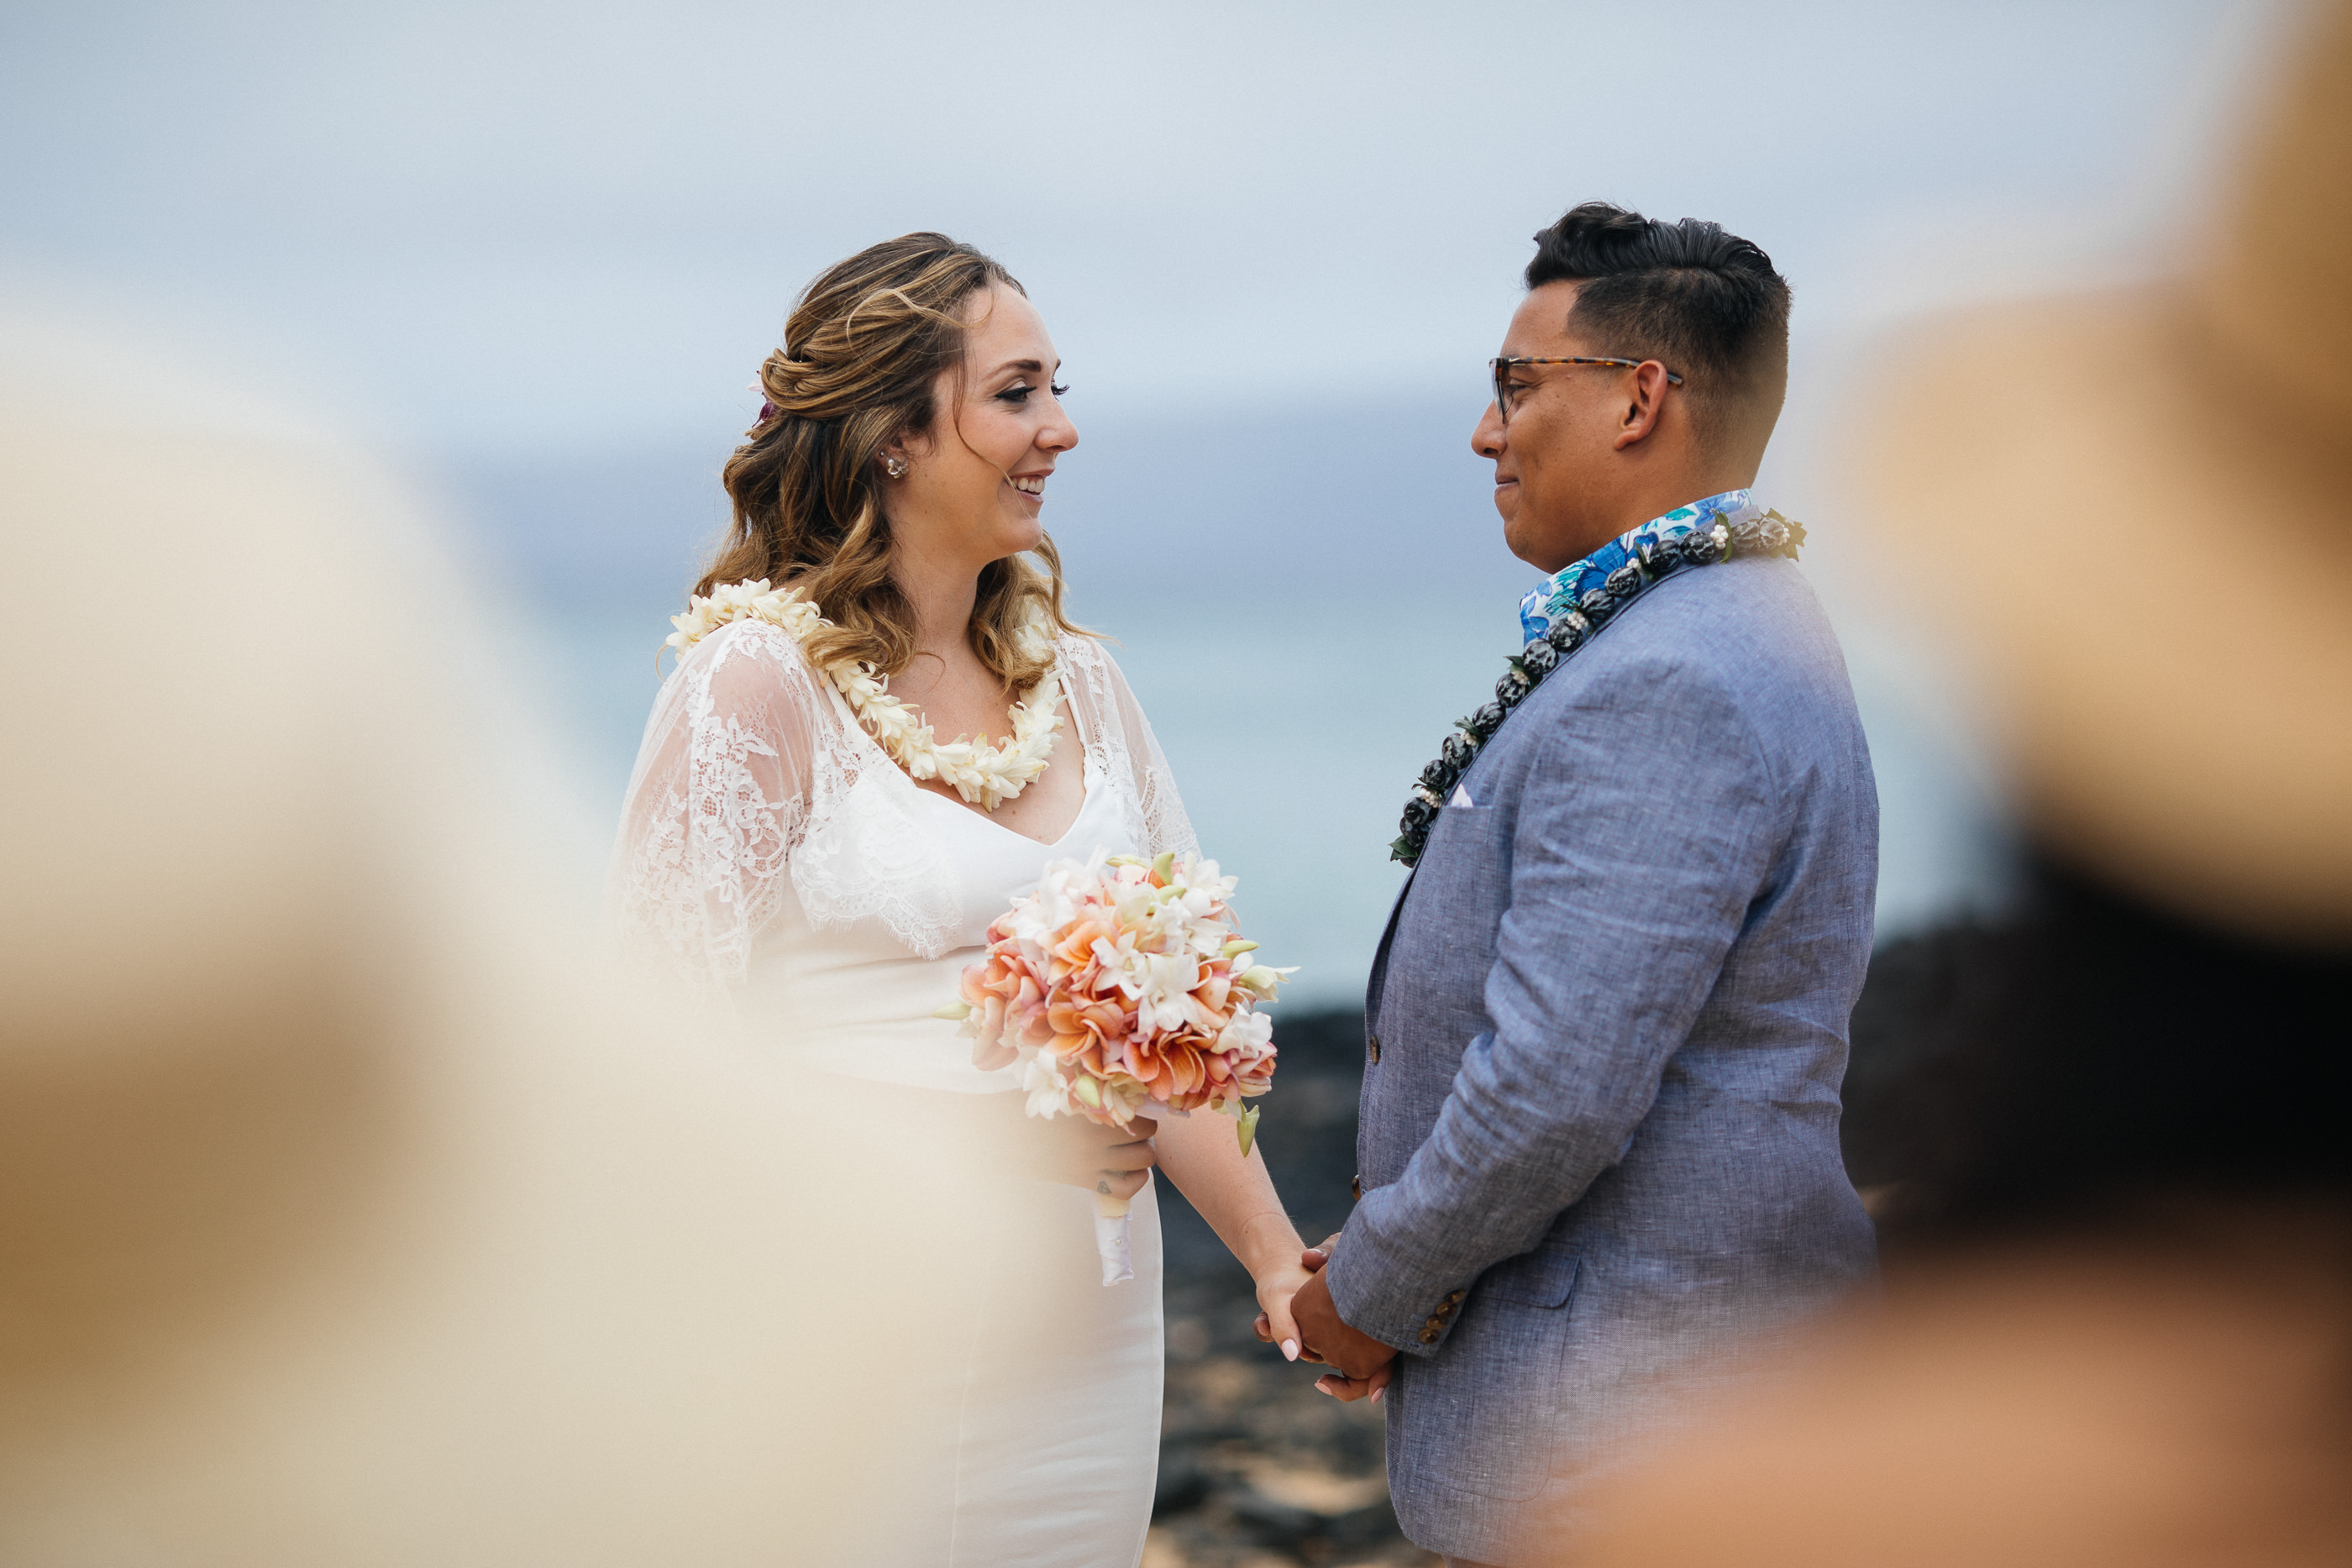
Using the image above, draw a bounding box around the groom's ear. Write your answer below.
[1609,360,1678,451]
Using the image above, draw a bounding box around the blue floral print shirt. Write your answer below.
[1517,489,1767,643]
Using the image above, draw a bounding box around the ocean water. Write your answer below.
[444,393,2014,1009]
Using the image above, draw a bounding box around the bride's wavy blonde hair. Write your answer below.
[697,233,1086,690]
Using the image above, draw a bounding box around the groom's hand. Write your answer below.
[1292,1245,1398,1387]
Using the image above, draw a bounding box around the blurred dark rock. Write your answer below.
[1327,1497,1405,1550]
[1228,1490,1322,1547]
[1152,1453,1210,1520]
[1841,922,2008,1189]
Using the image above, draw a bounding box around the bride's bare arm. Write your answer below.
[1058,642,1305,1342]
[1153,1110,1311,1357]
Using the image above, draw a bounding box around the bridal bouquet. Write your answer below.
[937,851,1291,1285]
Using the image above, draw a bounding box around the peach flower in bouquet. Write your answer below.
[937,851,1292,1283]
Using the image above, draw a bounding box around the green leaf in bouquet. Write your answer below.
[1236,1103,1262,1158]
[931,1000,972,1020]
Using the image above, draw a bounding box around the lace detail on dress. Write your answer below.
[654,685,801,983]
[1059,635,1200,863]
[788,705,960,958]
[610,619,954,984]
[610,621,1195,991]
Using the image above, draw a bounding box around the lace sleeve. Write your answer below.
[607,620,827,992]
[1060,635,1200,862]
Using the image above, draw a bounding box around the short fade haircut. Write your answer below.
[1525,201,1791,440]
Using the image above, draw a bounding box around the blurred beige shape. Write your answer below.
[0,319,1002,1562]
[1576,1234,2352,1568]
[1850,0,2352,943]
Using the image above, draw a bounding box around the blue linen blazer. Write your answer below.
[1324,553,1880,1565]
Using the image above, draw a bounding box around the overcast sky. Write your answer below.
[0,0,2302,459]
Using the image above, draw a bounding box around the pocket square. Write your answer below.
[1449,783,1474,807]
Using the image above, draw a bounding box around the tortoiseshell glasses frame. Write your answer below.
[1490,356,1684,423]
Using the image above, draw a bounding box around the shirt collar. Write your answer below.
[1517,488,1762,643]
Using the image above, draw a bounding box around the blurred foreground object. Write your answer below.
[1578,1225,2350,1568]
[1849,0,2352,945]
[0,316,976,1562]
[1578,5,2352,1564]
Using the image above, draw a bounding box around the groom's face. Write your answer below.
[1476,281,1626,573]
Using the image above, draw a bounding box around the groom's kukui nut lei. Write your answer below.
[1391,511,1804,867]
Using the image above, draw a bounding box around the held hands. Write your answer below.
[1256,1233,1397,1402]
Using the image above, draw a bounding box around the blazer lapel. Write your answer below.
[1363,869,1415,1030]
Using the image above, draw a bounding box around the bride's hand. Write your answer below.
[1020,1109,1158,1201]
[1252,1255,1315,1363]
[1256,1233,1342,1364]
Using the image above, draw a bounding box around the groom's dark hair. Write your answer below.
[1526,202,1791,443]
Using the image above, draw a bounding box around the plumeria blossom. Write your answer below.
[666,579,1063,814]
[667,578,821,656]
[938,851,1292,1155]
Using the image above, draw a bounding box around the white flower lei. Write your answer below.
[666,579,1064,811]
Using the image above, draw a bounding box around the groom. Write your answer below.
[1287,202,1880,1565]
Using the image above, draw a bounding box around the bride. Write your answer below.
[609,233,1312,1565]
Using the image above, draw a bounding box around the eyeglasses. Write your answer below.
[1490,356,1683,423]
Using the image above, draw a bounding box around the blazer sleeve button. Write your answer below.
[1350,1174,1363,1201]
[1366,1033,1382,1063]
[1419,1327,1441,1344]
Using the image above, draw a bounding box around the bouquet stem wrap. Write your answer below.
[1094,1193,1134,1287]
[938,851,1292,1287]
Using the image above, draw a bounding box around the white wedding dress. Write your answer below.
[609,616,1196,1566]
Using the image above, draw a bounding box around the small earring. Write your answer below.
[883,455,908,479]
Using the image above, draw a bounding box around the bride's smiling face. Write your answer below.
[886,286,1078,569]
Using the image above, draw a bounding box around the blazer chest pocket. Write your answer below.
[1421,800,1504,858]
[1480,1245,1580,1309]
